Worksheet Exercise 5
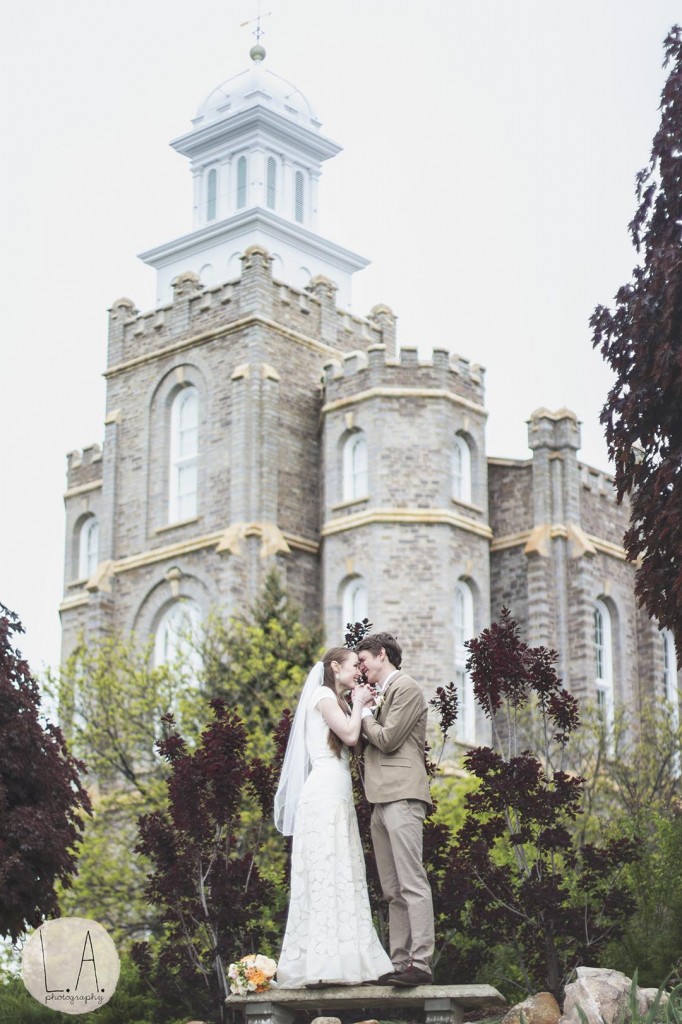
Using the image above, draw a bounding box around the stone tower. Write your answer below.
[60,49,679,746]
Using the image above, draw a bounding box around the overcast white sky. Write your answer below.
[1,0,679,675]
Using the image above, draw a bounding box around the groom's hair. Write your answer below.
[356,632,402,669]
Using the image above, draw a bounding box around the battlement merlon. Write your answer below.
[580,462,617,498]
[321,344,486,410]
[527,407,581,452]
[106,245,399,371]
[66,444,103,491]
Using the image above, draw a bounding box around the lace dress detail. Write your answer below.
[276,688,392,987]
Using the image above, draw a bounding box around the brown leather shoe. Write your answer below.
[361,972,397,986]
[388,966,432,986]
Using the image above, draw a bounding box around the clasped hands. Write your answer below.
[352,683,378,708]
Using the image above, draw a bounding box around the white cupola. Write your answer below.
[139,46,368,307]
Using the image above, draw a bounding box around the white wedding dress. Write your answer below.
[276,687,392,987]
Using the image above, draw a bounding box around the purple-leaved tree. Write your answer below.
[591,25,682,650]
[436,610,638,999]
[133,700,279,1023]
[0,604,91,942]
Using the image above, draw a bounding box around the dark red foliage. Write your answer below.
[344,618,372,649]
[430,682,459,738]
[429,609,637,999]
[273,708,293,773]
[0,604,91,942]
[135,700,277,1022]
[591,26,682,651]
[466,609,580,743]
[247,757,279,818]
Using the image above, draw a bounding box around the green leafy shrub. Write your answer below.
[0,954,187,1023]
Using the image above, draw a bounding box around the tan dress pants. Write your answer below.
[370,799,435,973]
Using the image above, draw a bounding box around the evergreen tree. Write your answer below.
[199,570,323,756]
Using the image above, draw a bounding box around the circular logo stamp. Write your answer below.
[21,917,120,1015]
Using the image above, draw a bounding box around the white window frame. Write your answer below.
[342,579,368,630]
[454,580,475,743]
[266,156,277,210]
[663,629,680,728]
[294,170,305,223]
[206,167,218,221]
[452,434,472,504]
[78,516,99,579]
[594,599,614,731]
[236,156,248,210]
[342,432,368,502]
[169,387,199,523]
[154,599,202,674]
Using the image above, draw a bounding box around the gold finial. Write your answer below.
[240,1,272,62]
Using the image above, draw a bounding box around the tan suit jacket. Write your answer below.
[361,671,432,806]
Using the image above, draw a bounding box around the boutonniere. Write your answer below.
[372,690,386,713]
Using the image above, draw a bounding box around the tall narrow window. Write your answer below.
[454,581,475,743]
[237,156,247,210]
[663,630,679,722]
[206,168,217,221]
[154,599,202,675]
[452,434,472,504]
[266,157,277,210]
[78,516,99,579]
[594,599,614,730]
[342,578,368,630]
[295,170,305,223]
[343,433,368,502]
[169,387,198,522]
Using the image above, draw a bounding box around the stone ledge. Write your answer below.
[227,983,505,1024]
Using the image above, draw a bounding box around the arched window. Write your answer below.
[206,168,217,221]
[452,434,472,504]
[169,387,198,522]
[342,432,368,502]
[295,170,305,223]
[594,599,614,729]
[78,516,99,579]
[454,581,475,743]
[342,578,368,630]
[266,156,277,210]
[154,599,202,672]
[236,156,247,210]
[663,630,679,724]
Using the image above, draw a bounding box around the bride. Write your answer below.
[274,646,393,988]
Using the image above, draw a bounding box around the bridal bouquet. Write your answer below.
[227,954,278,995]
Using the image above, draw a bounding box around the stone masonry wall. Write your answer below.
[487,460,533,538]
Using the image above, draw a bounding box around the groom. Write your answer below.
[357,632,434,987]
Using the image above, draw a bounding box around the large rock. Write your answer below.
[639,989,670,1012]
[561,968,648,1024]
[502,991,561,1024]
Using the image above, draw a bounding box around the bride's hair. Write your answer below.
[322,646,355,758]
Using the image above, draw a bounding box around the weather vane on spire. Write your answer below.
[241,1,272,61]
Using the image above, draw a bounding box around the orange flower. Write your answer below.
[246,967,268,990]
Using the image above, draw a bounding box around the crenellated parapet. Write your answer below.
[322,344,486,410]
[106,245,398,373]
[579,461,630,547]
[66,444,103,490]
[580,463,616,496]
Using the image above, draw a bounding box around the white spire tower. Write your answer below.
[139,35,368,307]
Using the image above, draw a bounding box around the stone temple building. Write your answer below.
[60,46,679,745]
